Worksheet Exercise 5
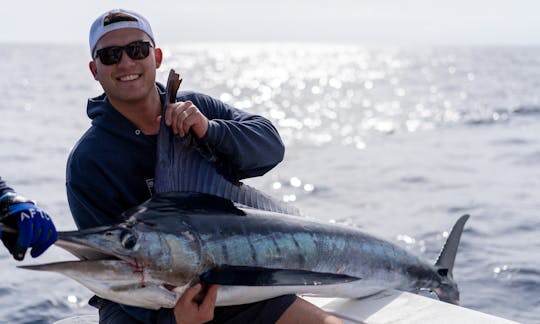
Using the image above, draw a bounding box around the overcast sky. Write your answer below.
[1,0,538,46]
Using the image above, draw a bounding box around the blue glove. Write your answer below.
[0,194,58,260]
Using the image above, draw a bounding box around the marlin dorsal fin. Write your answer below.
[154,69,301,216]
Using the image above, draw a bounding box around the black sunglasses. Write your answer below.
[94,40,153,65]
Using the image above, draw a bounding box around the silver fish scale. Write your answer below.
[157,207,430,286]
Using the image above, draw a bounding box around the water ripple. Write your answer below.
[160,45,540,148]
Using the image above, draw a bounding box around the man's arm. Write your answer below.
[170,92,285,180]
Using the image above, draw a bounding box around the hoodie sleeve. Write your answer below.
[182,92,285,179]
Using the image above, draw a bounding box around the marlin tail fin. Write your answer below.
[433,214,469,304]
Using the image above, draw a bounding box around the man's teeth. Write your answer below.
[119,74,140,81]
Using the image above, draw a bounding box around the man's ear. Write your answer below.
[89,61,98,80]
[154,48,163,69]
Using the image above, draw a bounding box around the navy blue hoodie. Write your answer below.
[66,83,285,323]
[67,83,284,229]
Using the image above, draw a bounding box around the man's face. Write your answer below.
[89,28,162,105]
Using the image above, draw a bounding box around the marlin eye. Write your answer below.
[120,230,137,249]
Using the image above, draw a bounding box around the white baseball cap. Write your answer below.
[89,9,155,57]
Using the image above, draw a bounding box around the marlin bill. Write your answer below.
[21,192,469,310]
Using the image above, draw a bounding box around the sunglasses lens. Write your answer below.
[97,47,123,65]
[95,41,152,65]
[126,42,151,60]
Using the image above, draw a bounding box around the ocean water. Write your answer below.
[0,43,539,323]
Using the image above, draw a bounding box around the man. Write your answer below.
[0,176,57,260]
[67,9,342,324]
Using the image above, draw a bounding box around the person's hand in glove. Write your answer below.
[0,193,57,260]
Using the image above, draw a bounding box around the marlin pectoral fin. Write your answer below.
[200,266,360,286]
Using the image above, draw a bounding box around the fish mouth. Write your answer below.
[19,230,182,294]
[51,228,141,265]
[18,229,140,275]
[49,230,149,279]
[18,258,181,310]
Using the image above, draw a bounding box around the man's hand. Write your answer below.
[0,194,58,261]
[165,101,209,138]
[174,284,218,324]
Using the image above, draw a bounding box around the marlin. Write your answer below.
[20,70,469,310]
[21,195,469,309]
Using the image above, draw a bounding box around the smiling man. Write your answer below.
[66,8,341,324]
